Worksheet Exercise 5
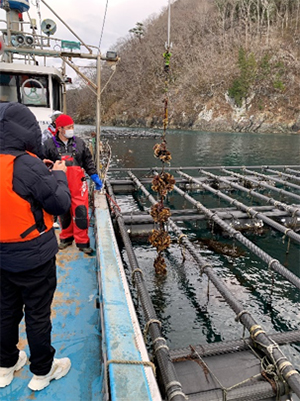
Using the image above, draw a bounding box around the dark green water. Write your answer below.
[80,126,300,374]
[106,128,300,169]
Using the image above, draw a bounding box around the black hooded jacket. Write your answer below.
[0,102,71,272]
[43,134,97,176]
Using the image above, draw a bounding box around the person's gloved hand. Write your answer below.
[90,174,103,190]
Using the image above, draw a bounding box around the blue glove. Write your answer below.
[90,174,103,190]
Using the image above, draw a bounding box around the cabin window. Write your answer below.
[0,72,49,107]
[19,75,49,107]
[52,78,61,110]
[0,74,18,103]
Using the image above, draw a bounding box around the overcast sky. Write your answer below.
[0,0,170,79]
[1,0,170,52]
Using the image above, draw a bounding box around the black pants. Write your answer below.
[0,257,56,375]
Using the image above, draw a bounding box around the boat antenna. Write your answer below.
[33,0,43,37]
[98,0,109,52]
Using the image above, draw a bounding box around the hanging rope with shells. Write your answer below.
[149,0,175,275]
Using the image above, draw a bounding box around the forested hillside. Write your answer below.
[67,0,300,133]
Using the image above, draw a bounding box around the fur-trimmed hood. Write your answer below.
[0,102,43,158]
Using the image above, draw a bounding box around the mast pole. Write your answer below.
[62,59,67,114]
[167,0,171,49]
[96,54,101,174]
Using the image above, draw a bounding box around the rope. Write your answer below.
[166,380,188,400]
[153,337,170,352]
[154,344,169,353]
[131,268,143,286]
[107,359,156,376]
[285,370,299,379]
[268,259,279,270]
[252,329,266,338]
[165,381,183,391]
[178,233,187,262]
[106,192,121,212]
[177,234,187,244]
[101,60,119,94]
[153,336,167,345]
[250,324,266,340]
[148,0,174,275]
[169,390,188,400]
[200,263,212,276]
[238,315,294,399]
[260,357,281,399]
[282,228,292,244]
[190,345,263,401]
[251,337,296,391]
[246,207,259,219]
[278,361,294,374]
[235,310,251,322]
[144,319,162,342]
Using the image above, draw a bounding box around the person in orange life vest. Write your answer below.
[43,114,103,254]
[41,110,62,145]
[0,102,71,390]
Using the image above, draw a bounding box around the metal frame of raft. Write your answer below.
[196,169,300,225]
[171,171,300,288]
[105,180,186,401]
[103,164,300,401]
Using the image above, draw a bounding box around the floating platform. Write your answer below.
[105,164,300,401]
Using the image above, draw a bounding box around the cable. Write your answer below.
[98,0,109,51]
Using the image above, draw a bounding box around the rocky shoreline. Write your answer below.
[104,111,300,135]
[79,104,300,135]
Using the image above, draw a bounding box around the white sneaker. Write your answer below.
[0,350,27,388]
[28,357,71,391]
[53,221,60,229]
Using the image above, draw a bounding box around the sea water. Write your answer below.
[79,126,300,374]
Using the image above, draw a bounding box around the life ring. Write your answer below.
[21,78,45,102]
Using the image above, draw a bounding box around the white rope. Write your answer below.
[101,61,119,95]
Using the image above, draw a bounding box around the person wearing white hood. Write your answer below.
[41,110,63,144]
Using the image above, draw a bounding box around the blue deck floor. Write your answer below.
[0,228,102,401]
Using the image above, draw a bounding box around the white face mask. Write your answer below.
[64,129,74,138]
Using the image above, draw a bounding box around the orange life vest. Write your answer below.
[0,152,53,243]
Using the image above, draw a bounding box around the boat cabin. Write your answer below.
[0,62,63,131]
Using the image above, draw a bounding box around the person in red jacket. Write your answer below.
[43,114,103,254]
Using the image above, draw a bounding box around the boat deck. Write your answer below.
[0,229,102,401]
[0,194,159,401]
